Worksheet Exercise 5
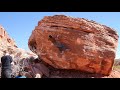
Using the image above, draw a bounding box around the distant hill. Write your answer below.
[114,59,120,66]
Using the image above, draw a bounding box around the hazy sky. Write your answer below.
[0,12,120,59]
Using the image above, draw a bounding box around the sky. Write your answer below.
[0,12,120,59]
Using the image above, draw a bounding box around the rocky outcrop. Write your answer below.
[0,25,17,60]
[0,25,17,48]
[114,59,120,66]
[48,66,120,78]
[0,25,37,77]
[28,15,119,76]
[0,25,36,59]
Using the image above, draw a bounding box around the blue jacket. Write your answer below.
[15,76,26,78]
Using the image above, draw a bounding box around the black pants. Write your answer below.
[1,69,12,78]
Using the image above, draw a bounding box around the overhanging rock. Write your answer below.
[28,15,119,76]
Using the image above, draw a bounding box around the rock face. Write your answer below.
[0,25,17,48]
[0,25,37,77]
[0,25,17,59]
[28,15,119,76]
[114,59,120,66]
[0,25,36,58]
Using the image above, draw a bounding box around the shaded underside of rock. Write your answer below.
[28,15,119,76]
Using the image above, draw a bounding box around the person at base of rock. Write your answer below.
[15,71,26,78]
[33,66,43,78]
[1,51,13,78]
[23,67,33,78]
[32,58,50,78]
[35,73,41,78]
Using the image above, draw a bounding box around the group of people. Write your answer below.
[0,51,49,78]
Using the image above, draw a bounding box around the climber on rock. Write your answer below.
[48,35,68,53]
[31,58,50,78]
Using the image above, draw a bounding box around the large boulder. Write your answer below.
[28,15,119,75]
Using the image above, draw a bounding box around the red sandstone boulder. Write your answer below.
[28,15,119,75]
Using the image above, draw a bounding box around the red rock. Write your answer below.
[28,15,119,76]
[0,25,17,48]
[0,25,35,61]
[0,25,39,77]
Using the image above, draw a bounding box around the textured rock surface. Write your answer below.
[114,59,120,66]
[45,62,120,78]
[0,25,17,48]
[0,25,17,60]
[28,15,119,76]
[0,25,36,59]
[0,25,37,77]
